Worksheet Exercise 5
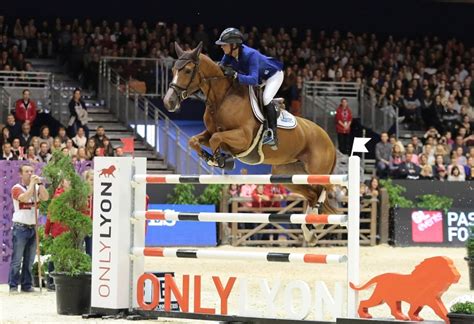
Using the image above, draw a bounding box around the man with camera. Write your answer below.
[8,165,49,294]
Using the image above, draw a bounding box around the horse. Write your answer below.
[163,42,337,244]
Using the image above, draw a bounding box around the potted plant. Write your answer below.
[465,226,474,290]
[42,151,92,315]
[448,301,474,324]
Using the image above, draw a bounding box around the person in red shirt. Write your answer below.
[15,90,37,125]
[335,98,353,155]
[82,170,94,257]
[44,178,70,291]
[251,185,272,208]
[263,184,288,208]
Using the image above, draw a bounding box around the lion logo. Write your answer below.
[350,256,460,322]
[98,165,116,178]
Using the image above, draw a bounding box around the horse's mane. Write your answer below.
[199,54,225,77]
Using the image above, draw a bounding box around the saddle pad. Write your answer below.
[249,86,297,129]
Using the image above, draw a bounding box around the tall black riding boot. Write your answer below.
[263,103,278,150]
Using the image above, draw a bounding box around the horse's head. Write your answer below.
[164,42,203,112]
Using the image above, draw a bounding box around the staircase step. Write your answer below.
[147,160,170,170]
[89,123,129,132]
[87,107,112,114]
[110,139,147,150]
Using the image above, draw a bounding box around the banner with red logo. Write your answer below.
[393,208,474,247]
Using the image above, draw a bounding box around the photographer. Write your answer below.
[8,165,49,294]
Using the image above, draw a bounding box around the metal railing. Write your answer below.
[360,86,400,138]
[0,87,12,123]
[0,71,56,124]
[99,61,217,175]
[99,56,173,97]
[302,81,362,141]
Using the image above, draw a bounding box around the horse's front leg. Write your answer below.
[189,130,220,166]
[208,129,252,169]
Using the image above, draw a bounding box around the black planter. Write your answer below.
[448,312,474,324]
[51,272,91,315]
[464,257,474,290]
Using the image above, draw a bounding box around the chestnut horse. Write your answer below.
[163,42,337,239]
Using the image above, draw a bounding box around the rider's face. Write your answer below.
[221,44,232,55]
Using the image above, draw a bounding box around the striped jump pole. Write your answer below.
[132,247,348,264]
[133,210,348,225]
[133,174,348,185]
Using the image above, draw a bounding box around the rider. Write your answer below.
[215,27,284,149]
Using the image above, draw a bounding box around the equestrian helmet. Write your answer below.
[215,27,244,45]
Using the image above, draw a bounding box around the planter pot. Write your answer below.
[464,257,474,290]
[448,312,474,324]
[51,272,91,315]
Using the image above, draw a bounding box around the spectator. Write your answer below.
[102,138,114,156]
[76,147,87,162]
[389,144,404,178]
[51,137,63,152]
[114,146,124,157]
[455,146,467,166]
[38,125,53,149]
[72,126,87,148]
[441,101,460,134]
[434,143,450,164]
[14,90,37,125]
[19,121,32,148]
[422,144,435,165]
[67,88,89,138]
[411,135,424,155]
[1,143,18,160]
[238,168,256,208]
[37,142,51,163]
[420,164,434,180]
[228,184,239,198]
[11,138,22,159]
[402,88,421,125]
[0,126,11,152]
[90,125,108,148]
[447,155,466,177]
[453,135,468,155]
[366,177,379,197]
[465,156,474,180]
[9,165,49,293]
[5,114,21,140]
[25,145,39,163]
[335,98,353,155]
[85,138,96,160]
[448,166,465,182]
[405,144,419,165]
[375,132,392,178]
[57,126,69,144]
[65,139,77,157]
[399,152,421,180]
[30,136,40,155]
[251,184,272,208]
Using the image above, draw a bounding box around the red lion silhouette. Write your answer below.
[350,256,460,323]
[99,165,116,178]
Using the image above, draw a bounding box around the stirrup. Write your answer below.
[262,129,278,150]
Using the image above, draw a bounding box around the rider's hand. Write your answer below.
[221,65,237,79]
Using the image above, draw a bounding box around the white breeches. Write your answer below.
[263,70,284,105]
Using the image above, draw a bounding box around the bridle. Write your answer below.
[169,57,230,106]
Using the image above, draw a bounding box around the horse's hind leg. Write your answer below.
[272,163,326,245]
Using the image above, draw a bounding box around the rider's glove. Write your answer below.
[221,65,238,79]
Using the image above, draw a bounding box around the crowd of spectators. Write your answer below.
[375,130,474,181]
[0,88,126,162]
[1,15,473,180]
[0,15,473,120]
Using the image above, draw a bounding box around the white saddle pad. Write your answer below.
[249,86,297,129]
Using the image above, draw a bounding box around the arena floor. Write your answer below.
[0,245,470,323]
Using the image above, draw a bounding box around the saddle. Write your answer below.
[249,86,297,130]
[234,87,298,165]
